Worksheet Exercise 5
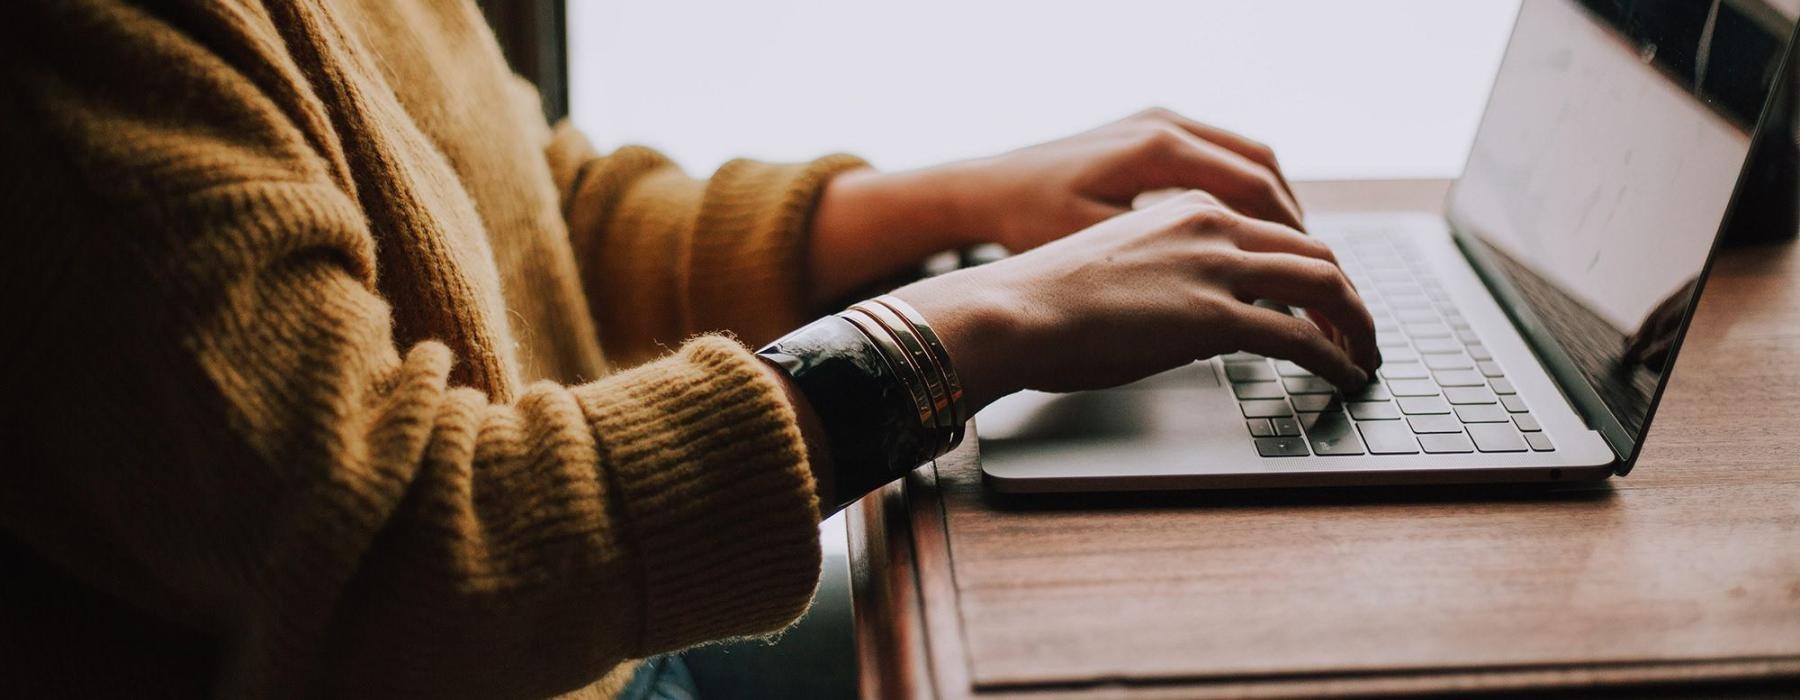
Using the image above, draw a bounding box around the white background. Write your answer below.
[568,0,1523,180]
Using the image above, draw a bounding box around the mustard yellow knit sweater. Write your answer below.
[0,0,865,696]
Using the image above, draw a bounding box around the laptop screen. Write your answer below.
[1446,0,1796,460]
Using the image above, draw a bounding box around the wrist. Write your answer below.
[834,164,991,250]
[758,317,936,511]
[808,166,988,306]
[905,159,995,248]
[889,270,1029,413]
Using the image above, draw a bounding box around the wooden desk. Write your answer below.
[847,180,1800,698]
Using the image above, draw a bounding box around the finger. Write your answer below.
[1136,128,1305,230]
[1145,108,1301,207]
[1229,303,1369,389]
[1134,187,1217,211]
[1231,253,1380,373]
[1220,215,1342,269]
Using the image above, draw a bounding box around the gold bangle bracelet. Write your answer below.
[861,299,963,453]
[850,301,954,432]
[837,309,944,458]
[875,295,967,426]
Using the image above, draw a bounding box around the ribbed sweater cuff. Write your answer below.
[574,335,823,653]
[688,154,868,346]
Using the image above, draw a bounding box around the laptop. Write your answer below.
[977,0,1799,492]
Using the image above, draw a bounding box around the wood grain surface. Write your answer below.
[850,180,1800,698]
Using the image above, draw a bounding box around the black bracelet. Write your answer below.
[757,316,930,509]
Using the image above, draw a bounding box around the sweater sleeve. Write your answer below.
[0,2,819,697]
[545,123,867,366]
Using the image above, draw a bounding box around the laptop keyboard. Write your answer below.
[1230,231,1555,458]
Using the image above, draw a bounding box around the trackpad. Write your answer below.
[977,362,1223,444]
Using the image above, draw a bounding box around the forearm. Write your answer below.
[807,165,987,306]
[549,124,871,357]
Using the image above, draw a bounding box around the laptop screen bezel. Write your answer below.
[1440,2,1798,474]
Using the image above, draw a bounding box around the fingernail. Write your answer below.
[1354,368,1371,386]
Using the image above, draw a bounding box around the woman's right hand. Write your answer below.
[890,191,1381,413]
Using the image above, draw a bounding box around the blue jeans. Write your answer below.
[619,655,699,700]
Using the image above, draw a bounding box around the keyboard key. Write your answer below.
[1387,379,1441,396]
[1525,432,1555,451]
[1454,404,1510,423]
[1255,436,1311,457]
[1501,395,1529,413]
[1396,308,1439,323]
[1274,360,1314,377]
[1379,362,1429,380]
[1424,353,1473,370]
[1513,414,1542,432]
[1379,347,1419,364]
[1406,323,1452,338]
[1476,360,1505,377]
[1456,329,1482,344]
[1291,395,1343,413]
[1467,343,1492,360]
[1349,401,1401,420]
[1377,334,1411,348]
[1398,396,1452,414]
[1491,378,1517,394]
[1420,432,1476,453]
[1283,377,1336,394]
[1221,352,1263,362]
[1408,414,1464,433]
[1347,382,1393,401]
[1226,363,1277,382]
[1468,423,1528,452]
[1270,416,1303,437]
[1434,370,1486,387]
[1444,312,1470,329]
[1444,386,1498,404]
[1247,419,1276,437]
[1301,412,1366,456]
[1358,421,1422,454]
[1240,399,1294,418]
[1415,337,1462,354]
[1233,382,1285,399]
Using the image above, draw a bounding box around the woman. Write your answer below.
[0,0,1377,697]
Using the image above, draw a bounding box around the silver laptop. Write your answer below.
[978,0,1799,492]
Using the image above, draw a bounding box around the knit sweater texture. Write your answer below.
[0,0,865,696]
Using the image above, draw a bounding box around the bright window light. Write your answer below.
[570,1,1520,181]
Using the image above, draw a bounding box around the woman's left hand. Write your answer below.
[936,107,1304,252]
[808,107,1304,304]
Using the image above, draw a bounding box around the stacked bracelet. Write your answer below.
[755,295,968,509]
[843,296,968,454]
